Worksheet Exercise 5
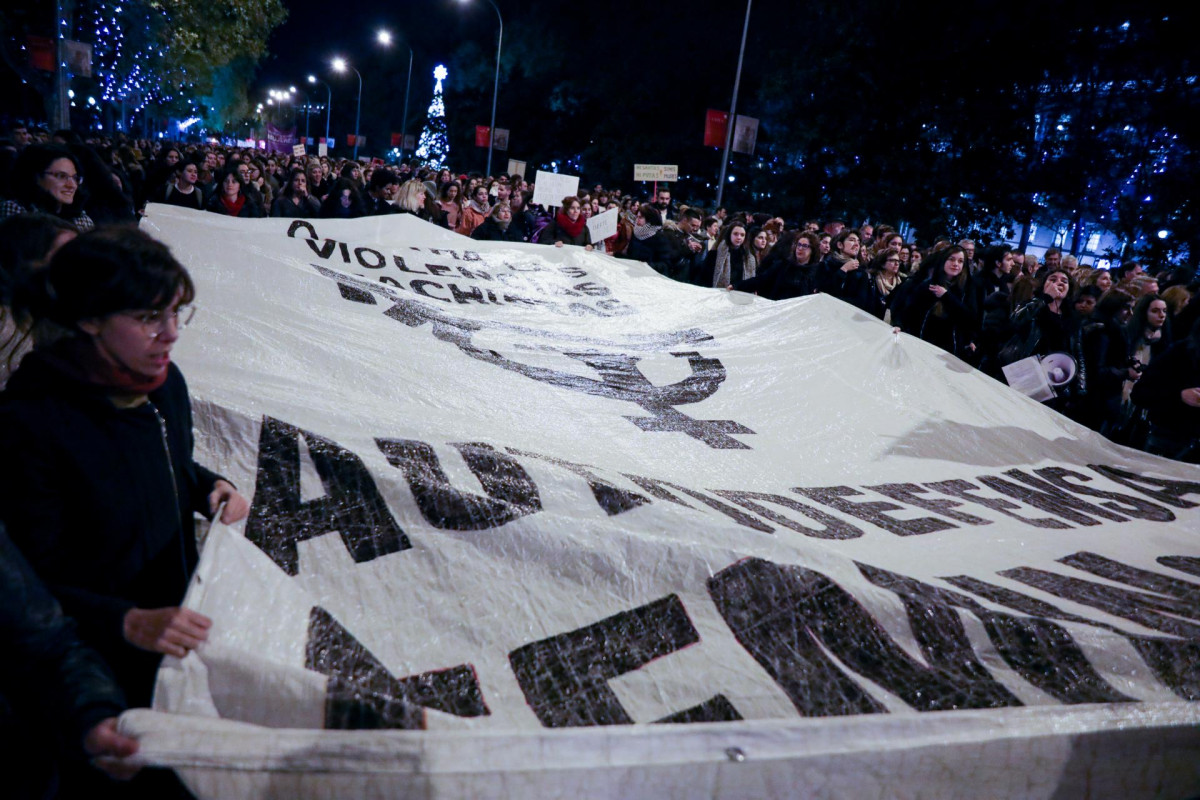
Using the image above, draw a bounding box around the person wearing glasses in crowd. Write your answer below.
[0,227,248,708]
[0,227,248,795]
[0,143,95,231]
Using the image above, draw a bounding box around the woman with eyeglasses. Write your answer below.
[0,227,248,714]
[0,143,95,231]
[736,231,822,300]
[866,248,904,320]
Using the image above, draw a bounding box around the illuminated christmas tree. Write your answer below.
[415,65,450,168]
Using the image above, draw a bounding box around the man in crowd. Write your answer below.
[665,207,707,281]
[1043,247,1062,271]
[652,187,676,223]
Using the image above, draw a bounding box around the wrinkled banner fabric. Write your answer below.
[131,205,1200,799]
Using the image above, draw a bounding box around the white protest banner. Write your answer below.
[586,208,619,242]
[292,143,306,158]
[318,141,328,157]
[732,115,759,155]
[531,169,580,207]
[507,159,526,178]
[633,164,679,182]
[130,205,1200,799]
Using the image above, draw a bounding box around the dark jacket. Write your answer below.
[899,275,979,359]
[998,299,1088,413]
[471,217,526,242]
[1,524,125,749]
[627,230,676,276]
[364,195,400,217]
[155,182,205,211]
[1131,338,1200,441]
[735,260,821,300]
[270,194,321,218]
[818,254,874,312]
[0,355,222,705]
[1077,316,1132,429]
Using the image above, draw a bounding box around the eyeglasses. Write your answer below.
[123,305,196,338]
[796,242,812,248]
[43,170,83,185]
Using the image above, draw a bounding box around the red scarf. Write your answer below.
[220,193,246,216]
[42,337,169,395]
[555,210,587,240]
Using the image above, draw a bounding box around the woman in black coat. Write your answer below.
[735,231,822,300]
[707,219,756,288]
[270,168,321,218]
[897,245,979,361]
[0,227,248,708]
[626,203,674,275]
[817,228,873,311]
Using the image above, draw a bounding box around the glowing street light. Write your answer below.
[332,58,363,160]
[309,74,333,146]
[376,28,414,161]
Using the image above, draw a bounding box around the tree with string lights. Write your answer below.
[415,65,450,169]
[0,0,284,133]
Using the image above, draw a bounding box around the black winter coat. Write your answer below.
[471,217,526,242]
[899,276,979,359]
[271,194,321,218]
[818,254,874,312]
[627,231,675,275]
[0,354,223,705]
[0,523,125,749]
[1132,338,1200,441]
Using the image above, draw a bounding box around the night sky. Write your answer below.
[254,0,782,155]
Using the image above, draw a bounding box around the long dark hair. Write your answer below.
[9,143,89,219]
[1126,293,1170,343]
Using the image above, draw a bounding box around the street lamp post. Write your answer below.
[331,58,363,160]
[377,29,415,162]
[289,85,311,143]
[716,0,752,209]
[308,74,332,146]
[460,0,502,178]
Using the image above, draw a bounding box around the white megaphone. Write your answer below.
[1040,352,1077,387]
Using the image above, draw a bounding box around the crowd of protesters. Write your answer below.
[1,124,1198,457]
[0,121,1198,795]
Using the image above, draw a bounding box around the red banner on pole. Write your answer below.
[704,109,729,148]
[391,133,403,147]
[475,125,491,148]
[27,36,55,72]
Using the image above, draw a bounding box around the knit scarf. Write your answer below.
[555,210,587,240]
[219,193,246,216]
[632,222,661,241]
[875,271,901,296]
[40,336,169,395]
[468,199,490,217]
[716,242,756,287]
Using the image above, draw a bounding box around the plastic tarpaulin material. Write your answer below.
[132,205,1200,798]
